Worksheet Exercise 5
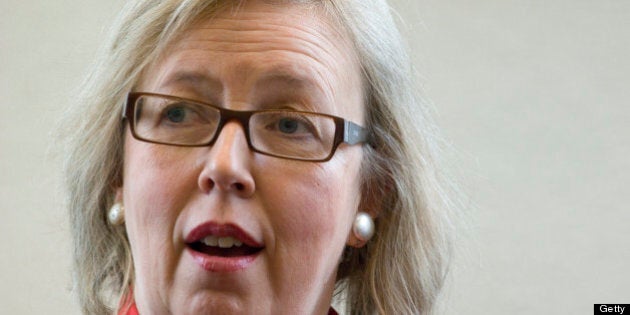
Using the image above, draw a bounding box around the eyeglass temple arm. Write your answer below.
[122,96,132,119]
[344,121,369,145]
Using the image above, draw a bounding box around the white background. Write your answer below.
[1,1,628,314]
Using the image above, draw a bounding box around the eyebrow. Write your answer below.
[157,65,328,112]
[162,67,323,92]
[257,72,318,91]
[253,68,331,113]
[160,71,222,94]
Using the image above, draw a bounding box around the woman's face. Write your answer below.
[119,2,365,314]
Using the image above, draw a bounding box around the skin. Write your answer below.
[117,1,368,314]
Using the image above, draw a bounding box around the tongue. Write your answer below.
[190,242,260,257]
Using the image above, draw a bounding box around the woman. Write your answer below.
[62,0,457,314]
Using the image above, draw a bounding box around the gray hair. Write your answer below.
[61,1,458,314]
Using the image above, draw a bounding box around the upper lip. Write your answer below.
[185,221,263,248]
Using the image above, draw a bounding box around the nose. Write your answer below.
[197,121,255,197]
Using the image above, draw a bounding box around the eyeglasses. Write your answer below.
[122,92,369,162]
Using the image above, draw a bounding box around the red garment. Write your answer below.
[118,302,139,315]
[119,301,338,315]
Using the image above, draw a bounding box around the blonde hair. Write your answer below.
[61,1,458,314]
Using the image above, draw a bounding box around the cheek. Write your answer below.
[294,180,348,241]
[265,156,361,267]
[122,136,199,285]
[123,133,199,219]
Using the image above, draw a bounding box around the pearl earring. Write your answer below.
[108,203,125,225]
[352,212,375,242]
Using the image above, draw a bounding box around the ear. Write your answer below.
[114,186,124,204]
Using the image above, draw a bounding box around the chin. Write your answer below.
[176,291,255,315]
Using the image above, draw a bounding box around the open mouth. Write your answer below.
[188,235,263,257]
[185,222,264,272]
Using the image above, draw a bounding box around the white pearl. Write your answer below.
[353,212,375,242]
[108,203,124,225]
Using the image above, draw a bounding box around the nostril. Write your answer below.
[200,179,215,193]
[233,183,245,191]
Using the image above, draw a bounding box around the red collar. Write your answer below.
[119,301,338,315]
[118,302,138,315]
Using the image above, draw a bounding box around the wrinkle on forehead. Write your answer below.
[140,0,363,118]
[172,26,340,97]
[182,0,351,52]
[191,4,354,74]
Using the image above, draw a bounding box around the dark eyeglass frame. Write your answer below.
[122,92,369,162]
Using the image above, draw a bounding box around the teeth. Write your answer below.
[218,237,234,248]
[202,235,218,246]
[202,236,243,248]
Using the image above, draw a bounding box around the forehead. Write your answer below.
[139,1,364,118]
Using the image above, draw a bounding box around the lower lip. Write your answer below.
[186,248,259,272]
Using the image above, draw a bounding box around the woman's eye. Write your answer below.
[277,118,300,134]
[272,115,316,136]
[254,112,322,140]
[166,106,187,123]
